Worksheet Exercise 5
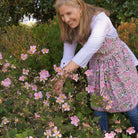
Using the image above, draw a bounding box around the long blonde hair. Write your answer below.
[55,0,110,44]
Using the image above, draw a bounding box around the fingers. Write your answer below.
[54,80,64,95]
[54,87,63,95]
[53,78,65,95]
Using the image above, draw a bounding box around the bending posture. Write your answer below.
[54,0,138,133]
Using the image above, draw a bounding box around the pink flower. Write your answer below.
[21,54,28,60]
[59,94,67,100]
[29,93,33,98]
[62,103,70,111]
[34,91,43,99]
[34,113,40,119]
[1,78,11,87]
[105,104,111,110]
[56,67,64,75]
[115,128,122,133]
[71,115,80,126]
[126,127,135,135]
[39,69,50,82]
[4,63,10,68]
[103,94,109,101]
[53,64,58,71]
[31,84,37,91]
[49,121,54,127]
[23,68,29,75]
[11,64,16,69]
[72,74,79,82]
[0,52,3,59]
[115,120,120,124]
[19,76,26,81]
[46,92,51,99]
[24,82,30,89]
[56,97,64,104]
[85,85,94,94]
[52,126,58,133]
[43,100,49,107]
[108,100,114,106]
[28,45,37,54]
[44,129,51,137]
[25,99,30,104]
[2,67,7,72]
[53,131,62,138]
[41,48,49,54]
[14,117,19,124]
[84,70,92,76]
[82,123,90,127]
[104,131,116,138]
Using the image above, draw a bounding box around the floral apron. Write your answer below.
[87,37,138,113]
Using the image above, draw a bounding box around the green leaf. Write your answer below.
[122,134,131,138]
[7,129,17,138]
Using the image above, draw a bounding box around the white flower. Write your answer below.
[1,117,9,125]
[44,129,51,138]
[53,131,62,138]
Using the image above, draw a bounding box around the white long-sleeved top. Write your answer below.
[60,12,138,68]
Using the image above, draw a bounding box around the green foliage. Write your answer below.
[0,51,102,137]
[7,129,17,138]
[32,16,63,73]
[14,129,34,138]
[85,0,138,26]
[0,0,137,35]
[0,17,63,75]
[0,0,56,35]
[0,50,137,137]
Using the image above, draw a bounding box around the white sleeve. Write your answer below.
[60,41,77,68]
[72,12,110,68]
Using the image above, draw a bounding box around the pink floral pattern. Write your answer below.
[88,37,138,113]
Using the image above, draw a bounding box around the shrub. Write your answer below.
[0,49,135,138]
[86,0,138,26]
[32,16,63,73]
[0,49,103,138]
[117,18,138,58]
[0,17,63,75]
[0,25,36,59]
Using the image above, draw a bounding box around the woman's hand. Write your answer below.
[53,79,65,95]
[53,60,79,95]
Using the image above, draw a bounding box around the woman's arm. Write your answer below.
[54,41,78,95]
[60,42,77,68]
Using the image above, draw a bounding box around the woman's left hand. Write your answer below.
[53,79,65,95]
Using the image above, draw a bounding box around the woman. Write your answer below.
[54,0,138,133]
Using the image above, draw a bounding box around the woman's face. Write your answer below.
[59,4,82,29]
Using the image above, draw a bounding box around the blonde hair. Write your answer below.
[55,0,110,44]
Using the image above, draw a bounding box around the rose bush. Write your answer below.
[0,45,137,138]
